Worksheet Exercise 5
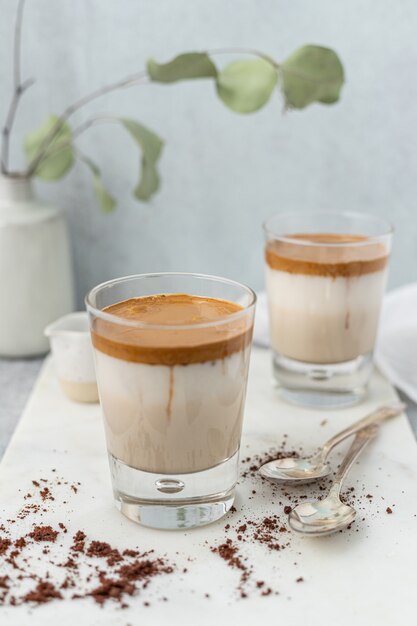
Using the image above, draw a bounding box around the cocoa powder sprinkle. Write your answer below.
[0,538,11,555]
[24,581,63,604]
[0,576,9,589]
[29,526,58,542]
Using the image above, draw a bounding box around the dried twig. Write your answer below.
[1,0,34,174]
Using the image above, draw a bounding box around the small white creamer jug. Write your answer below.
[45,312,98,403]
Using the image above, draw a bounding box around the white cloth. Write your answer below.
[253,284,417,403]
[375,283,417,404]
[252,291,270,349]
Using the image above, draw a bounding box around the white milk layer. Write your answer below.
[94,347,250,474]
[266,267,388,364]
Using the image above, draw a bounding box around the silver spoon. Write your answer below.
[287,424,379,536]
[259,402,405,484]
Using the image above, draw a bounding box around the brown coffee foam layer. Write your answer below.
[91,294,253,365]
[265,233,389,277]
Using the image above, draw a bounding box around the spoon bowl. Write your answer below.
[288,497,356,536]
[259,455,330,484]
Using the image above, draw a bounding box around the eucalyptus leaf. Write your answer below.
[281,45,344,109]
[147,52,217,83]
[81,155,116,213]
[216,58,277,114]
[24,114,74,180]
[121,119,164,201]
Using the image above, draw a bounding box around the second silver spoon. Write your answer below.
[288,424,379,536]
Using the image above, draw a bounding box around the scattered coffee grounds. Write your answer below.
[386,507,393,514]
[39,487,54,502]
[261,587,272,596]
[17,503,42,519]
[252,515,286,551]
[123,549,140,558]
[71,530,86,553]
[1,526,175,608]
[0,538,11,555]
[87,541,122,566]
[29,525,58,542]
[211,540,251,598]
[87,541,113,557]
[118,558,173,581]
[88,575,135,605]
[23,581,63,604]
[0,576,9,589]
[0,474,175,609]
[212,540,246,571]
[209,449,301,596]
[296,577,304,583]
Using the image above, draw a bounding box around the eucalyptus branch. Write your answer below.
[25,46,277,177]
[15,40,342,207]
[26,74,148,176]
[1,0,33,174]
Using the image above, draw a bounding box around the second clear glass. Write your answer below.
[263,211,392,408]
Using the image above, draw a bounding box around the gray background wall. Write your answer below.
[1,0,417,305]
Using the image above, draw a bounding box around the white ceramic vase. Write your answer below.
[0,174,75,357]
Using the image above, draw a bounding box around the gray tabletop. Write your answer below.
[0,357,416,462]
[0,358,44,460]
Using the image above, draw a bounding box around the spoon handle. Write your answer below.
[330,424,379,497]
[321,402,405,460]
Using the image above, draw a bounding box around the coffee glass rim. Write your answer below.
[263,210,394,247]
[85,272,257,331]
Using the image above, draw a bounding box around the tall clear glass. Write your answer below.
[86,273,256,529]
[263,211,392,408]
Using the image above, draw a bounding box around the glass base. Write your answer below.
[109,451,238,529]
[272,351,373,409]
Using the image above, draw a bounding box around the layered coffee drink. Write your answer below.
[263,212,392,408]
[265,233,389,364]
[91,294,253,474]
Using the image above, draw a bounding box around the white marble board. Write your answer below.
[0,348,416,625]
